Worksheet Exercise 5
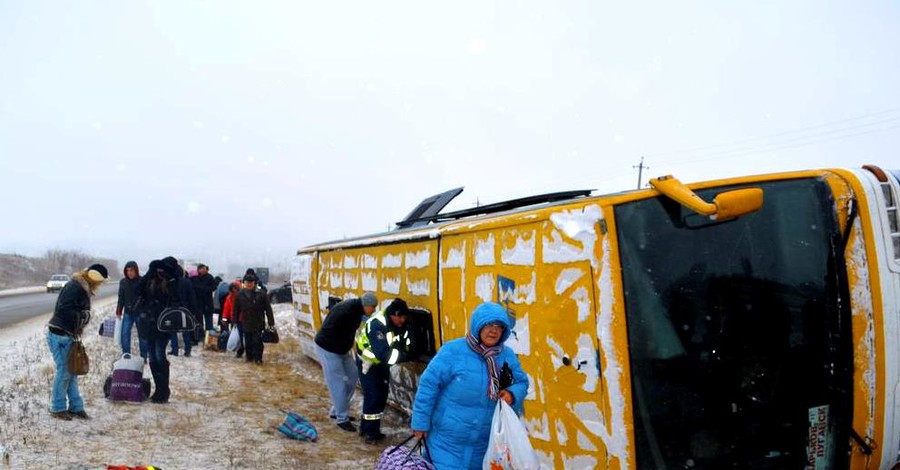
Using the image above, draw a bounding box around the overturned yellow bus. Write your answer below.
[292,165,900,469]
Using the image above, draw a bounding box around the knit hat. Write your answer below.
[86,264,109,281]
[360,292,378,307]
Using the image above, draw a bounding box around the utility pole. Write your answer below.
[633,157,649,189]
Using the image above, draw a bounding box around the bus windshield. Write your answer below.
[615,177,852,470]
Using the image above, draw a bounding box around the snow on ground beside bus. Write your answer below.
[0,300,410,469]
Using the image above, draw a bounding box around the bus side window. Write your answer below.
[406,308,436,363]
[327,296,342,311]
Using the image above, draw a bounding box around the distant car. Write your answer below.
[268,282,292,304]
[46,274,70,293]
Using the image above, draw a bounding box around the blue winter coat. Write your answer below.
[411,302,529,470]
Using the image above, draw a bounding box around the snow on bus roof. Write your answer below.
[297,193,602,253]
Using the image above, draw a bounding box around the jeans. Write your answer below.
[203,312,214,331]
[169,331,192,355]
[120,312,148,358]
[47,331,84,413]
[316,344,358,423]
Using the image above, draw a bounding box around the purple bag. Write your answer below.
[109,353,146,402]
[375,435,435,470]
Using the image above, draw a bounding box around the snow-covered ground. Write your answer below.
[0,299,410,469]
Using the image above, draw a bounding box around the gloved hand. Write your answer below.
[361,360,373,375]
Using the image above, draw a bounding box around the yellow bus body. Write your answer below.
[293,167,900,469]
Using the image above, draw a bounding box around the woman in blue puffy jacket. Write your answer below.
[411,302,529,469]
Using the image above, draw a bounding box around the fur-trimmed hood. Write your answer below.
[71,271,91,295]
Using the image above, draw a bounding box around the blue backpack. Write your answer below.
[277,410,318,442]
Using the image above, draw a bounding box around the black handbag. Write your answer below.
[157,307,196,333]
[261,326,279,344]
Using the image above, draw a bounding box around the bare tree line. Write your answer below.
[42,249,117,277]
[0,250,119,289]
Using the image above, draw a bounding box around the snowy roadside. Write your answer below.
[0,286,44,297]
[0,300,410,470]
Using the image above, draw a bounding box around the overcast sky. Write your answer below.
[1,1,899,274]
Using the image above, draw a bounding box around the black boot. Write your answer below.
[149,361,170,403]
[362,419,386,444]
[148,362,161,401]
[155,361,170,403]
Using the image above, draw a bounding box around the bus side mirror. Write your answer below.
[650,175,763,221]
[712,188,763,220]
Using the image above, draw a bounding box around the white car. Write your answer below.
[46,274,69,293]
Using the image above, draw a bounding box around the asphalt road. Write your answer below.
[0,283,119,328]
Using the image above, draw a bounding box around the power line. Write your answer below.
[645,107,900,162]
[655,121,900,167]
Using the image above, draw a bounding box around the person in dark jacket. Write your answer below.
[47,263,108,420]
[314,292,378,432]
[232,273,275,364]
[134,258,192,403]
[356,298,410,443]
[116,261,146,358]
[244,268,267,293]
[191,263,218,332]
[160,256,196,356]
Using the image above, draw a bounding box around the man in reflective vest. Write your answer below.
[356,298,411,444]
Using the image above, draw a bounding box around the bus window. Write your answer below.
[327,296,342,311]
[405,308,436,363]
[616,178,852,470]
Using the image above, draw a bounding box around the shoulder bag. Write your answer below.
[157,306,196,333]
[67,337,89,375]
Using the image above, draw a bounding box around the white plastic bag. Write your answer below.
[226,325,241,352]
[113,316,123,345]
[483,400,540,470]
[113,352,145,373]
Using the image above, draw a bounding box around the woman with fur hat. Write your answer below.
[47,263,109,420]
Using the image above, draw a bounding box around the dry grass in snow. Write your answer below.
[0,299,410,469]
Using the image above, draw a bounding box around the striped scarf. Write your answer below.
[466,333,502,401]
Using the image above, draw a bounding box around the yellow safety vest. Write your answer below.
[356,311,409,365]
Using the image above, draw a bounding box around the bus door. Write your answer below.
[532,258,608,468]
